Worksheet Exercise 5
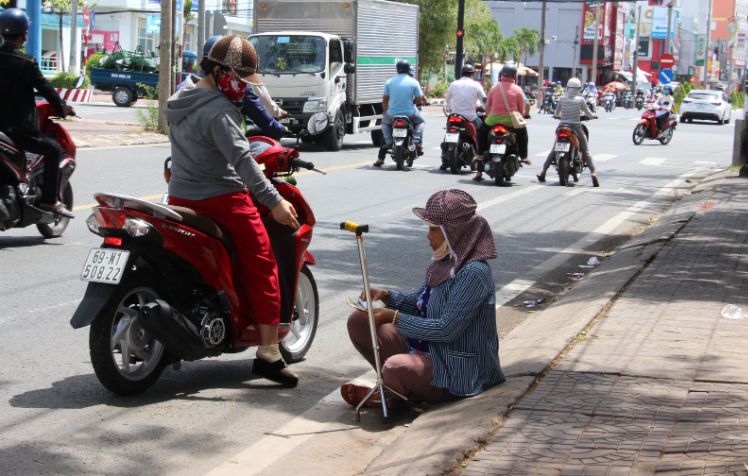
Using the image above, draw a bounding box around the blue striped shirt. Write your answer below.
[388,261,506,397]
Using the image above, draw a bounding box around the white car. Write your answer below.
[679,89,732,125]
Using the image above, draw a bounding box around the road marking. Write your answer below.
[535,150,551,157]
[476,186,543,212]
[605,117,619,120]
[594,154,617,163]
[639,157,667,166]
[72,161,373,211]
[493,169,703,307]
[695,161,718,165]
[630,118,641,121]
[202,370,377,476]
[564,187,587,197]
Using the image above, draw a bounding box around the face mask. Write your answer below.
[216,72,247,102]
[432,239,450,260]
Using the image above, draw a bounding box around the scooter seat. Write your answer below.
[164,205,235,254]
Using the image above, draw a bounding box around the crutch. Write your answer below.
[340,221,409,423]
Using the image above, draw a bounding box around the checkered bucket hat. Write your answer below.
[413,190,497,287]
[207,35,262,85]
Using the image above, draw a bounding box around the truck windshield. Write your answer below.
[248,35,326,74]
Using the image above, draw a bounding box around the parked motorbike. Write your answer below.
[604,93,616,112]
[440,108,483,174]
[633,104,677,145]
[551,116,595,186]
[477,123,521,186]
[390,115,420,170]
[0,101,77,238]
[70,114,329,396]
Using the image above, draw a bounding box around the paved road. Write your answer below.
[0,107,735,475]
[73,102,143,123]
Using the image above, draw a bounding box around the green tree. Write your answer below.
[396,0,457,82]
[512,27,539,85]
[465,0,501,73]
[43,0,97,72]
[496,36,520,64]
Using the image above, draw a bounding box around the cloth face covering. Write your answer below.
[432,238,450,260]
[217,73,247,102]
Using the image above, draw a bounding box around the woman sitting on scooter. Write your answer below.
[473,64,530,181]
[165,35,301,387]
[341,189,506,408]
[537,78,600,187]
[654,86,674,139]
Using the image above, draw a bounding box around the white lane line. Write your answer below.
[203,370,377,476]
[695,161,718,165]
[564,188,587,197]
[476,186,543,212]
[639,157,667,166]
[535,150,551,157]
[594,154,617,163]
[493,169,704,307]
[630,117,641,121]
[605,117,619,120]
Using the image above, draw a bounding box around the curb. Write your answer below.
[74,132,170,148]
[361,170,728,476]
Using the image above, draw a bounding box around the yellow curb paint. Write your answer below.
[71,161,371,211]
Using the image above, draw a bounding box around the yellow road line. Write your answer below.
[71,161,371,211]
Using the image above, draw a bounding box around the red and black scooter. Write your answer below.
[633,103,677,145]
[439,106,485,175]
[0,101,76,238]
[70,115,328,395]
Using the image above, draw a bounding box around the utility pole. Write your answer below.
[172,0,178,93]
[455,0,466,80]
[632,5,641,96]
[591,2,600,85]
[158,0,173,133]
[68,0,79,74]
[198,0,206,57]
[26,0,42,63]
[703,0,713,87]
[572,25,579,77]
[537,1,547,109]
[665,3,673,53]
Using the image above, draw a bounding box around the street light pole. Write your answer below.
[537,1,547,109]
[592,2,600,85]
[632,5,641,96]
[665,4,673,54]
[455,0,466,80]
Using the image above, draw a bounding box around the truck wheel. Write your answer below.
[113,87,134,107]
[370,129,384,147]
[324,110,345,151]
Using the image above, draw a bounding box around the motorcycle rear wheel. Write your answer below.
[280,265,319,363]
[558,157,570,186]
[37,181,73,239]
[89,276,168,395]
[448,148,460,175]
[494,163,505,186]
[659,128,673,145]
[632,125,646,145]
[395,146,405,171]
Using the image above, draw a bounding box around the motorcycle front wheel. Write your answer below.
[632,125,646,145]
[89,275,168,395]
[37,181,73,239]
[280,265,319,363]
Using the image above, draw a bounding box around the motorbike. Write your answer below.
[0,101,77,238]
[622,92,634,109]
[541,92,555,114]
[552,92,561,113]
[390,115,421,170]
[584,94,597,114]
[635,95,645,111]
[633,104,677,146]
[477,123,522,186]
[69,113,329,396]
[440,107,484,174]
[550,115,594,186]
[604,93,616,112]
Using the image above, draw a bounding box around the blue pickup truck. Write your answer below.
[90,51,198,107]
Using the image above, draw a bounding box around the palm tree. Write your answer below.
[513,27,540,85]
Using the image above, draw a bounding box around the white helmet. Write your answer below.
[567,78,582,89]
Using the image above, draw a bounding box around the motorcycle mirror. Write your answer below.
[74,75,86,89]
[306,112,329,136]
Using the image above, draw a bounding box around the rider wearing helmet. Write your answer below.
[0,8,75,218]
[445,65,486,131]
[374,59,426,166]
[473,63,530,181]
[554,81,565,95]
[165,36,300,387]
[537,78,600,187]
[654,85,674,138]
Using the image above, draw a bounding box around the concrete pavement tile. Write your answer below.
[696,360,748,384]
[623,357,701,380]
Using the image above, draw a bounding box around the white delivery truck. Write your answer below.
[249,0,419,151]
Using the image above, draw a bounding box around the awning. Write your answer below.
[615,70,651,84]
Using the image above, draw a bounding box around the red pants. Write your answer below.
[169,191,281,325]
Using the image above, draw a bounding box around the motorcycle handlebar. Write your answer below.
[289,156,327,175]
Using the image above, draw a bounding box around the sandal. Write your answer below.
[40,202,74,219]
[252,357,298,387]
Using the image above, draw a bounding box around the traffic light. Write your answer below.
[456,30,464,37]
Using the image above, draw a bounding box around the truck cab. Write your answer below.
[247,32,350,151]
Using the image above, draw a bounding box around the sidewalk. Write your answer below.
[462,171,748,475]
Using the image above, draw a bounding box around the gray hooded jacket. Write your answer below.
[554,87,594,126]
[165,75,282,209]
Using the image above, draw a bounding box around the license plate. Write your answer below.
[489,144,506,154]
[280,118,292,123]
[393,128,408,137]
[555,142,571,152]
[696,104,705,109]
[81,248,130,284]
[444,133,459,143]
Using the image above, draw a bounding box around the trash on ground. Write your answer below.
[721,304,744,320]
[579,265,593,269]
[572,273,585,277]
[524,299,544,308]
[587,257,600,266]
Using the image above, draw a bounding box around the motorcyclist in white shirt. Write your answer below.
[443,64,487,170]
